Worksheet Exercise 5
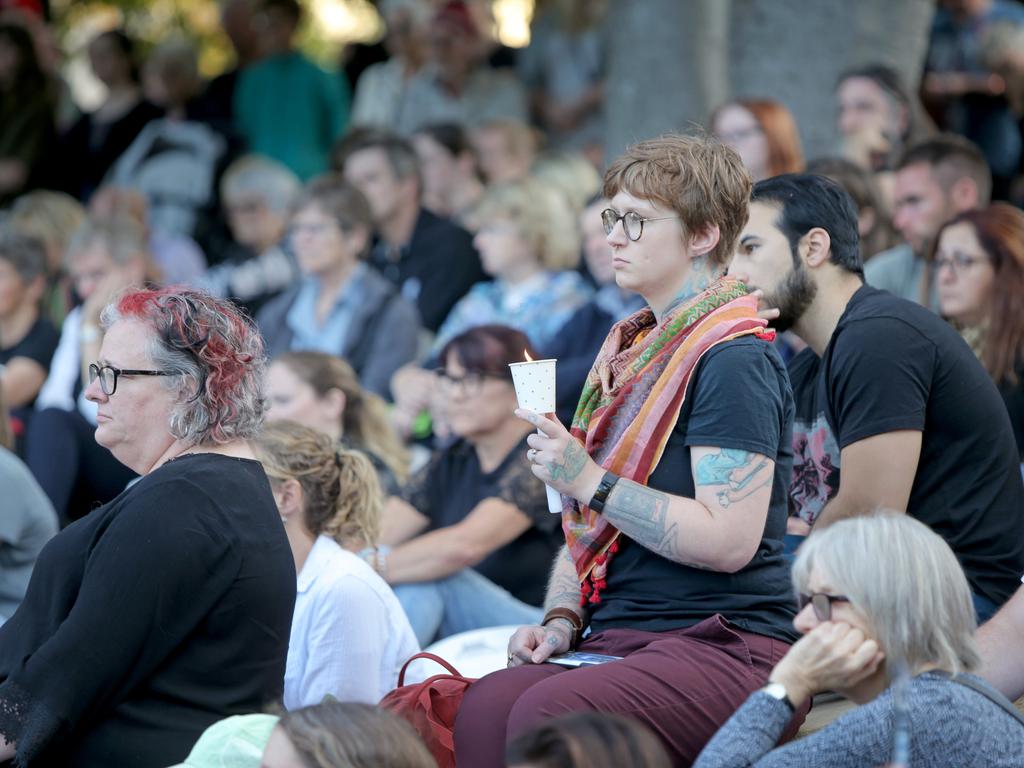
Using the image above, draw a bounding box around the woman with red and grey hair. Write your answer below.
[0,287,296,767]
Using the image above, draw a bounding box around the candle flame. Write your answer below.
[524,350,534,362]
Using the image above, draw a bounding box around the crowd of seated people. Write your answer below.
[1,0,1024,765]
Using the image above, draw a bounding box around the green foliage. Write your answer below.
[51,0,232,76]
[47,0,384,77]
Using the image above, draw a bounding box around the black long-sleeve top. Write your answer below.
[0,453,296,767]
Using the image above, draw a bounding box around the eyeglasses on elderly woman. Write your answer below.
[88,362,177,396]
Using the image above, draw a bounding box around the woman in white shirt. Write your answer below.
[253,420,419,709]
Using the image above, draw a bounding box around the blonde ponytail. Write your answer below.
[322,447,382,550]
[253,421,383,551]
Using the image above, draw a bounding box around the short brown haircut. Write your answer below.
[602,134,752,268]
[290,173,374,259]
[897,133,992,206]
[331,127,422,193]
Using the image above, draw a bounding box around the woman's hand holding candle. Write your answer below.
[516,409,604,503]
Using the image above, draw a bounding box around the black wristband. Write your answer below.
[588,471,619,513]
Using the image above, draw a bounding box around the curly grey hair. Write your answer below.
[100,287,266,445]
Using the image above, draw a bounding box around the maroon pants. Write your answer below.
[453,615,806,767]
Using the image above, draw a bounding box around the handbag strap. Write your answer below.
[949,674,1024,728]
[397,652,463,686]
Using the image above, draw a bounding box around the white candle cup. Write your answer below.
[509,358,563,514]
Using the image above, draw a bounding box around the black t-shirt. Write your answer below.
[0,316,59,370]
[1,316,59,430]
[0,454,296,767]
[403,435,561,605]
[790,286,1024,605]
[590,336,799,644]
[369,208,486,332]
[997,366,1024,461]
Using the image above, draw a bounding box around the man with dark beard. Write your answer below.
[729,173,1024,621]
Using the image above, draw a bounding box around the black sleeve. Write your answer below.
[419,229,485,332]
[828,318,934,448]
[0,480,241,760]
[6,321,59,370]
[401,452,439,523]
[683,339,787,460]
[496,454,560,532]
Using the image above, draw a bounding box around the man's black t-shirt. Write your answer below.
[789,285,1024,604]
[997,366,1024,461]
[369,208,486,332]
[402,435,562,606]
[590,336,799,644]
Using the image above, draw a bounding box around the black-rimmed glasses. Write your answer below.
[601,208,679,241]
[797,592,851,622]
[88,363,175,396]
[434,368,509,397]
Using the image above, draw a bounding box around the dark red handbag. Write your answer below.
[380,652,477,768]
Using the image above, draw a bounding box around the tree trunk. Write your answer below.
[603,0,730,161]
[602,0,936,162]
[728,0,936,159]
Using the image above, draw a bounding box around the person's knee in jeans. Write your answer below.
[393,581,445,647]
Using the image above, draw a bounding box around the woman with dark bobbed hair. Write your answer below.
[380,324,560,647]
[0,287,295,766]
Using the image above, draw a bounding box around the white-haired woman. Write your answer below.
[0,287,295,767]
[201,154,302,314]
[695,513,1024,767]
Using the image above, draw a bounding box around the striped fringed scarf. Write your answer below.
[563,277,774,605]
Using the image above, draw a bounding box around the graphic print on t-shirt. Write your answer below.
[789,413,840,525]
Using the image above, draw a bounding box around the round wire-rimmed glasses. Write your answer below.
[601,208,679,241]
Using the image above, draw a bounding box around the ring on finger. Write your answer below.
[528,449,537,461]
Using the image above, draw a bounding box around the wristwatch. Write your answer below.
[761,681,795,712]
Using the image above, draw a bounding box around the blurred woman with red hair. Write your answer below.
[0,287,295,766]
[710,99,804,182]
[935,203,1024,462]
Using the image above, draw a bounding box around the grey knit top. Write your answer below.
[694,672,1024,767]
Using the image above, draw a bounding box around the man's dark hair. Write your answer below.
[414,122,474,158]
[260,0,302,25]
[331,127,422,192]
[837,64,911,112]
[751,174,863,276]
[896,133,992,206]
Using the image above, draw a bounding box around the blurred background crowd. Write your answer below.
[1,0,1024,764]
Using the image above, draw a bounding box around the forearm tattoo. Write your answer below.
[545,547,582,612]
[546,439,589,485]
[695,448,771,509]
[601,481,686,561]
